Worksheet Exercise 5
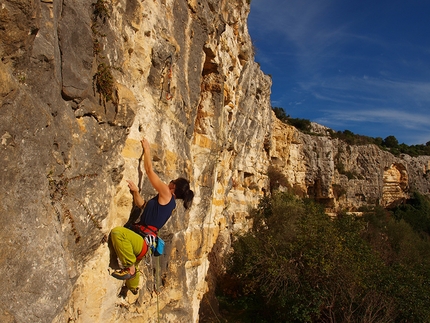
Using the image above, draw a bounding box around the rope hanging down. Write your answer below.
[145,251,161,323]
[200,151,222,323]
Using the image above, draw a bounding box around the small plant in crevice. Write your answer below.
[92,0,110,23]
[48,172,100,243]
[16,71,27,85]
[91,0,117,105]
[93,38,102,56]
[94,62,115,103]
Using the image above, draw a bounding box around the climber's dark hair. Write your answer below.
[172,177,194,209]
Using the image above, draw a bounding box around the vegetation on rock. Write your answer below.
[273,107,430,156]
[94,62,115,103]
[273,107,312,133]
[91,0,116,105]
[216,190,430,322]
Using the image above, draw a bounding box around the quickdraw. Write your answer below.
[166,60,172,100]
[161,54,173,101]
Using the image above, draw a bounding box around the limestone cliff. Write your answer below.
[1,0,270,322]
[0,1,429,323]
[270,120,430,213]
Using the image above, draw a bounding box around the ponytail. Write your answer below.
[183,189,194,209]
[173,177,194,209]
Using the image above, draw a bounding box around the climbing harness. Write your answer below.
[127,224,165,257]
[145,234,165,257]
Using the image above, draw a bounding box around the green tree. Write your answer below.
[383,135,399,148]
[287,117,312,132]
[392,191,430,235]
[363,205,430,322]
[272,107,289,122]
[219,194,430,322]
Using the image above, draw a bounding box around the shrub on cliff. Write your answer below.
[272,107,289,123]
[392,191,430,235]
[272,107,312,133]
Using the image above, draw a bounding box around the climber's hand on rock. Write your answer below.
[141,138,150,153]
[126,180,139,193]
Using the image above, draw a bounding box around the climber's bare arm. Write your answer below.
[141,138,172,205]
[127,180,145,208]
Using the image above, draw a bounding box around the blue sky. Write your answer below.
[248,0,430,145]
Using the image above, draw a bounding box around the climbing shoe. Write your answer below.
[129,287,139,295]
[111,268,136,280]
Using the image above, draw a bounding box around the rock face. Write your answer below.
[270,120,430,212]
[0,1,429,323]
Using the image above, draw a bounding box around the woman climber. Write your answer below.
[110,138,194,293]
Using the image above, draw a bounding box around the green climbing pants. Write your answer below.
[111,226,147,290]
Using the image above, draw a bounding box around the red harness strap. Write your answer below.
[134,225,158,261]
[136,242,148,262]
[134,224,158,236]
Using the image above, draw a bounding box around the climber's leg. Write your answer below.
[110,227,144,279]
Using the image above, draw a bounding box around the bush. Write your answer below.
[272,107,289,123]
[392,191,430,235]
[218,193,430,322]
[287,117,312,133]
[272,107,311,133]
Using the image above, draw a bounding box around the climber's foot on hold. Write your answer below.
[112,266,136,280]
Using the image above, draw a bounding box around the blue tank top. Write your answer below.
[138,195,176,229]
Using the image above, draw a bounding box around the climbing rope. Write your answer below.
[200,151,222,323]
[145,241,161,322]
[156,256,161,323]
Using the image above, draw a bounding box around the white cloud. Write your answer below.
[316,108,430,131]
